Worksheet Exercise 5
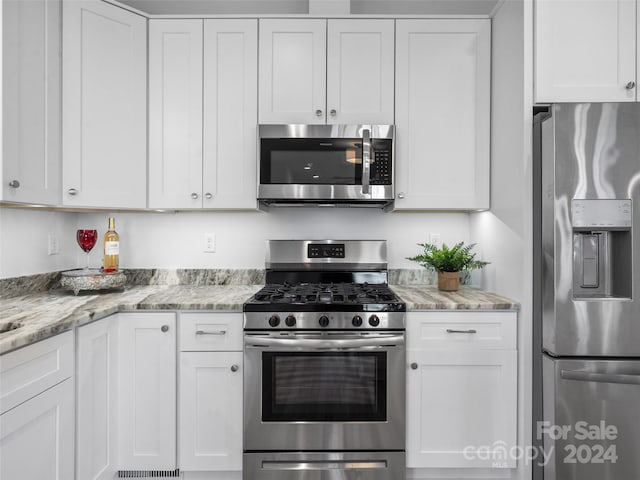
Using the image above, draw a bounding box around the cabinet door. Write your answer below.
[179,352,243,471]
[117,313,176,470]
[535,0,636,103]
[2,0,60,205]
[406,349,517,468]
[77,316,118,480]
[203,20,258,209]
[62,0,146,208]
[149,20,204,209]
[0,379,74,480]
[259,19,326,124]
[326,19,394,124]
[395,20,490,210]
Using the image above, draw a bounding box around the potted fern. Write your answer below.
[406,241,489,291]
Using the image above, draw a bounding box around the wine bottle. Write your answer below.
[103,217,119,272]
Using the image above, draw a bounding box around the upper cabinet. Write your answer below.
[149,19,258,209]
[62,0,147,208]
[394,19,491,210]
[2,0,61,205]
[259,19,395,124]
[535,0,637,103]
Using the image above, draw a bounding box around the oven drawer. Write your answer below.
[179,313,242,351]
[407,311,517,350]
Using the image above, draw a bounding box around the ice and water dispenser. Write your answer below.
[572,199,633,299]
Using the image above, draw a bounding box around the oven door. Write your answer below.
[244,331,405,451]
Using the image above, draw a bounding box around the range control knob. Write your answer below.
[268,315,280,327]
[352,315,363,327]
[368,315,380,327]
[285,315,297,327]
[318,315,330,327]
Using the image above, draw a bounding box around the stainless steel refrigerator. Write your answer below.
[534,103,640,480]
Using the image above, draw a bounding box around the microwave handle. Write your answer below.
[362,128,371,195]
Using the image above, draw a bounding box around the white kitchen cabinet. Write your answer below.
[62,0,147,208]
[117,312,176,471]
[394,19,490,210]
[149,19,258,209]
[179,313,243,472]
[406,311,517,469]
[2,0,61,205]
[534,0,637,103]
[259,18,394,124]
[77,315,118,480]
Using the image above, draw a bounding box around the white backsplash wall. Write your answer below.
[0,207,78,278]
[74,209,470,271]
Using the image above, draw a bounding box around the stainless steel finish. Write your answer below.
[330,109,337,116]
[230,364,239,372]
[315,109,323,117]
[543,355,640,480]
[243,330,405,451]
[540,104,640,357]
[259,124,394,140]
[410,362,418,370]
[8,180,20,188]
[362,128,371,194]
[446,328,477,334]
[245,311,405,330]
[191,192,199,199]
[258,184,394,204]
[397,192,405,199]
[161,325,169,332]
[626,81,636,89]
[244,332,404,349]
[265,239,387,270]
[195,329,226,335]
[68,188,78,195]
[205,192,212,199]
[244,452,405,480]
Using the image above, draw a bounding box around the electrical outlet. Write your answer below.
[429,233,442,247]
[203,233,216,253]
[48,234,59,255]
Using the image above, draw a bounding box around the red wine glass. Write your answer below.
[76,229,98,271]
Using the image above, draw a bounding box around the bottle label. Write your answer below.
[105,241,119,255]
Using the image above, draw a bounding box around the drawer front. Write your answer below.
[0,331,74,414]
[179,313,243,351]
[407,311,517,350]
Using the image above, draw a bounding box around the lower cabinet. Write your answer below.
[406,311,518,469]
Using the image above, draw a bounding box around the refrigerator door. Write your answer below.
[542,355,640,480]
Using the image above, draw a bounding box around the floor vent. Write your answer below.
[117,470,180,478]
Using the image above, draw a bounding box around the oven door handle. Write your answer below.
[262,460,387,471]
[244,334,404,349]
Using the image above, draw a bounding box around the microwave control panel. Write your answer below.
[370,144,392,185]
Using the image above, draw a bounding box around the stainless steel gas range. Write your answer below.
[243,240,406,480]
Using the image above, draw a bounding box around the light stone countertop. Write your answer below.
[0,284,518,355]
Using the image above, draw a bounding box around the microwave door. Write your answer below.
[362,128,371,195]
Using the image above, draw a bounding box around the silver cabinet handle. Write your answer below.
[315,109,323,117]
[626,81,636,90]
[161,325,170,332]
[361,128,371,195]
[446,329,477,334]
[230,364,239,372]
[195,330,226,335]
[410,363,418,370]
[204,192,212,199]
[561,369,640,386]
[8,180,20,188]
[262,460,386,471]
[397,192,405,199]
[68,188,78,196]
[330,109,337,116]
[191,192,199,199]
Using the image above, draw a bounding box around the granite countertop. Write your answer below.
[0,283,518,355]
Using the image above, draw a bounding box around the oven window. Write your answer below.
[261,352,387,422]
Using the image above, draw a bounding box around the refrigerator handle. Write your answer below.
[561,369,640,386]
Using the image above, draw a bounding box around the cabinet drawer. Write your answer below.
[179,313,243,351]
[407,311,517,350]
[0,331,74,414]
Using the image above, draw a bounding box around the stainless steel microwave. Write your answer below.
[258,124,395,208]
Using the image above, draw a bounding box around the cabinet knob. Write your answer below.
[410,363,418,370]
[205,192,212,199]
[397,192,405,199]
[191,192,199,200]
[230,364,239,372]
[8,180,20,188]
[68,188,78,196]
[161,325,170,332]
[315,109,323,117]
[330,109,337,116]
[626,81,636,90]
